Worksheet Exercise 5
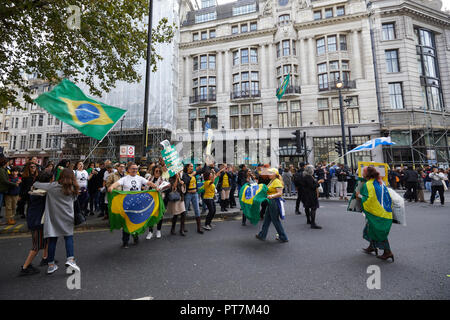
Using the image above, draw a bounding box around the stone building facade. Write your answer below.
[176,0,382,168]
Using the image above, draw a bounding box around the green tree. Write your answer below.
[0,0,176,109]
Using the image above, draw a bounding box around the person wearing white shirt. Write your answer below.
[108,162,158,248]
[74,161,94,216]
[429,167,446,206]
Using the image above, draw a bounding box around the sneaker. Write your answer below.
[122,243,129,249]
[203,225,212,231]
[275,234,289,242]
[39,258,58,266]
[47,264,59,275]
[156,230,161,238]
[255,234,265,241]
[146,232,153,240]
[19,264,40,276]
[65,258,80,272]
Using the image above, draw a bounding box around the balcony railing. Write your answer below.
[230,90,261,100]
[189,93,216,104]
[319,80,356,92]
[275,85,301,96]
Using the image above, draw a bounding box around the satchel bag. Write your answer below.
[73,199,86,226]
[167,191,181,202]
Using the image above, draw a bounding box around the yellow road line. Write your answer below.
[14,224,24,232]
[3,225,15,231]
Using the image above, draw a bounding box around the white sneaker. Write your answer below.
[156,230,161,238]
[47,264,59,275]
[65,258,80,272]
[146,232,153,240]
[203,225,212,231]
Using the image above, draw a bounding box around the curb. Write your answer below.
[0,207,242,236]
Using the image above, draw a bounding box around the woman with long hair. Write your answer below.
[356,166,394,261]
[17,162,39,218]
[300,165,324,229]
[74,161,94,216]
[33,168,81,274]
[168,173,187,236]
[146,165,168,239]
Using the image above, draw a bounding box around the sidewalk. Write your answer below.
[0,203,242,236]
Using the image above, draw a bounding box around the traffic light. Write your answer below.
[335,141,343,157]
[291,130,302,153]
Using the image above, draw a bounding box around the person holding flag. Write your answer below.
[255,168,288,243]
[108,162,158,248]
[203,167,226,231]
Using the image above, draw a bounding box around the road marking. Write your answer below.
[133,296,154,300]
[14,224,24,232]
[3,225,15,231]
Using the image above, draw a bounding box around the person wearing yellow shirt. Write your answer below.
[255,168,289,243]
[218,165,232,212]
[202,167,226,231]
[182,163,203,234]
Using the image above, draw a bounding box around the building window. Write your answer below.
[200,55,207,69]
[278,102,289,128]
[327,35,337,52]
[38,114,44,126]
[325,8,333,19]
[318,110,330,125]
[193,57,198,71]
[314,10,322,20]
[340,35,347,51]
[232,3,257,16]
[316,38,325,55]
[31,114,37,127]
[11,135,17,150]
[279,14,290,23]
[29,134,35,149]
[202,0,215,8]
[233,51,239,66]
[241,49,249,64]
[385,49,399,73]
[253,103,262,128]
[336,6,345,16]
[250,48,258,63]
[189,109,197,131]
[382,23,396,40]
[250,22,257,31]
[232,25,238,34]
[389,83,404,109]
[20,136,26,150]
[36,134,42,149]
[241,23,248,33]
[195,11,217,23]
[45,135,52,149]
[47,115,53,126]
[22,117,28,128]
[201,31,208,40]
[14,118,19,128]
[290,101,301,127]
[230,106,239,129]
[208,55,216,69]
[209,29,216,38]
[55,118,60,126]
[282,40,290,56]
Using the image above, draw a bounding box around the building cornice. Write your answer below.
[179,28,277,49]
[380,3,450,27]
[294,13,369,30]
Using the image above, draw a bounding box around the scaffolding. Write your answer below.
[52,128,172,163]
[381,109,449,167]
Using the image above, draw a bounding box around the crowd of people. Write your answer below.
[1,154,448,276]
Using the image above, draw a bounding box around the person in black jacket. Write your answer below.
[17,162,38,219]
[294,162,305,215]
[217,165,233,212]
[19,172,53,276]
[88,162,105,216]
[404,166,419,202]
[300,165,324,229]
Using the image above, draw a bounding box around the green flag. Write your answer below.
[276,74,290,101]
[239,183,268,225]
[34,79,127,140]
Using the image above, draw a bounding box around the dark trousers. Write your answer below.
[229,187,236,207]
[122,231,139,245]
[323,180,330,198]
[17,194,29,216]
[405,182,418,201]
[204,198,216,226]
[77,188,89,215]
[150,197,168,232]
[260,201,268,220]
[295,188,302,212]
[430,186,445,205]
[88,189,99,212]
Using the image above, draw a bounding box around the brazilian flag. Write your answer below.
[108,190,165,235]
[276,74,290,101]
[239,183,268,225]
[34,79,126,140]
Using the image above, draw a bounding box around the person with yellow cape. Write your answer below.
[255,168,288,243]
[355,166,394,262]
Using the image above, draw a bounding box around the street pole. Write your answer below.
[337,83,348,166]
[348,126,354,172]
[142,0,153,159]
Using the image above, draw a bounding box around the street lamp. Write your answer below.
[336,79,348,166]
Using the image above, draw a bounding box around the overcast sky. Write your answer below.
[216,0,450,11]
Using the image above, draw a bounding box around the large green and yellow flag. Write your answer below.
[360,179,393,242]
[34,79,126,140]
[239,183,268,225]
[108,190,165,235]
[276,74,290,101]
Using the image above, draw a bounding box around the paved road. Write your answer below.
[0,200,449,300]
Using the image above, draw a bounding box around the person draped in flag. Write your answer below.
[202,167,226,231]
[355,166,394,262]
[255,168,288,243]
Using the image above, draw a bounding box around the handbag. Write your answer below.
[73,199,86,226]
[442,180,448,191]
[167,191,181,202]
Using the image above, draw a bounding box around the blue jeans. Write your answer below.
[425,181,431,192]
[185,192,200,217]
[258,200,288,241]
[47,236,74,263]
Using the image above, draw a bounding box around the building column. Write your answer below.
[308,37,316,85]
[261,44,268,89]
[352,30,362,80]
[217,51,223,93]
[184,55,191,97]
[224,50,231,93]
[268,43,275,89]
[299,38,308,85]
